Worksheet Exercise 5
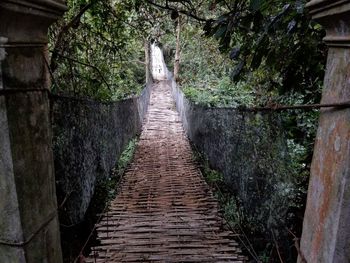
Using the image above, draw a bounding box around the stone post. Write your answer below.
[0,1,66,262]
[299,1,350,262]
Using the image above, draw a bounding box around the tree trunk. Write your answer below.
[145,40,152,84]
[174,15,181,82]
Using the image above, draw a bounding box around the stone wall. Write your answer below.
[51,85,151,225]
[170,79,293,236]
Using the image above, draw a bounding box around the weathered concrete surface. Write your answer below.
[52,85,151,225]
[300,1,350,262]
[0,97,25,262]
[170,79,292,236]
[0,1,66,262]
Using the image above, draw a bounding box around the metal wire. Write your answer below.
[1,87,349,113]
[0,210,58,247]
[0,43,46,48]
[0,88,50,96]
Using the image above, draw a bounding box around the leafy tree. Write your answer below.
[49,0,164,100]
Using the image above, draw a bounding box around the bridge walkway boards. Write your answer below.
[86,80,246,262]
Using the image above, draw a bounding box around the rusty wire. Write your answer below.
[0,43,47,48]
[240,101,350,112]
[0,210,58,247]
[0,88,50,96]
[1,87,350,113]
[0,170,95,248]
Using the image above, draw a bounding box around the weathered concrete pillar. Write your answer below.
[299,1,350,262]
[0,1,66,262]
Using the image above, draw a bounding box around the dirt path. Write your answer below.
[86,80,246,262]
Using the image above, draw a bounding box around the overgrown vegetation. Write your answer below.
[49,0,154,100]
[164,25,256,107]
[115,138,138,183]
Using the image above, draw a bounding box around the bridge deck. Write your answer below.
[86,80,246,262]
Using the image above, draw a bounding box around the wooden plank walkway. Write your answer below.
[86,80,246,262]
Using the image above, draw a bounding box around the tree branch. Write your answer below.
[145,0,208,22]
[50,0,99,72]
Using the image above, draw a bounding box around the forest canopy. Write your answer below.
[50,0,326,106]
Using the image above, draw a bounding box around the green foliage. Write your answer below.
[49,0,150,101]
[203,164,223,185]
[159,0,326,109]
[162,25,256,107]
[202,0,327,103]
[116,138,137,176]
